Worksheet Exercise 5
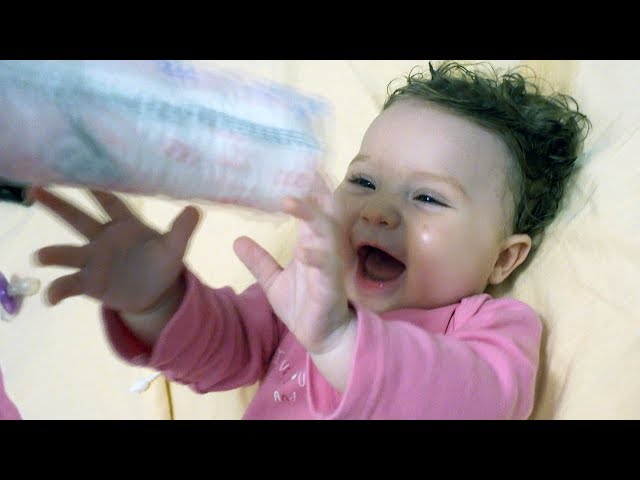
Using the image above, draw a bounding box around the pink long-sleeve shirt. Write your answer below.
[103,270,541,419]
[0,365,21,420]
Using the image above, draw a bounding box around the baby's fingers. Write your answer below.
[283,196,313,221]
[283,196,333,237]
[162,205,201,256]
[284,196,341,267]
[46,272,86,305]
[89,190,135,222]
[30,187,103,240]
[36,245,90,269]
[233,236,283,291]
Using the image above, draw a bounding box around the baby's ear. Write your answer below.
[488,234,532,285]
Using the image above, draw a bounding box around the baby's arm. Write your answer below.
[31,187,284,391]
[232,183,358,392]
[305,296,542,420]
[104,270,286,392]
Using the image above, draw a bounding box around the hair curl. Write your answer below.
[383,61,591,249]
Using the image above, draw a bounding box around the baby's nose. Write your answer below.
[361,200,400,229]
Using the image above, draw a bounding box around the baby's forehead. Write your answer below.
[360,100,515,189]
[369,99,504,146]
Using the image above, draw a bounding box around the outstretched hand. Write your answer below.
[31,187,200,314]
[233,175,353,356]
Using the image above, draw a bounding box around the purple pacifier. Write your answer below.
[0,272,17,315]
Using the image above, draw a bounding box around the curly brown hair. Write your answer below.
[383,61,591,250]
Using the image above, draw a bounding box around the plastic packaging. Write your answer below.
[0,60,332,212]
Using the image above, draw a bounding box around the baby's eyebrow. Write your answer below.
[349,154,370,165]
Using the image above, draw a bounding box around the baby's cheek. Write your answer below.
[419,219,470,251]
[418,226,432,246]
[415,221,457,251]
[410,222,468,278]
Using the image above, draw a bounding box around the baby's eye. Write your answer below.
[415,194,447,207]
[348,176,375,190]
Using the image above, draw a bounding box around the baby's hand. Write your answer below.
[31,187,200,315]
[234,175,353,356]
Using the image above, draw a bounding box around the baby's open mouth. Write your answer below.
[357,245,406,282]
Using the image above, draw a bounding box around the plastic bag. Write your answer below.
[0,60,332,212]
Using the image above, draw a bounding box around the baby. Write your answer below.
[29,61,589,419]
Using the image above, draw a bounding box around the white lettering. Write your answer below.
[279,360,291,374]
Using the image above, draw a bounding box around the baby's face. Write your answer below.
[334,99,517,313]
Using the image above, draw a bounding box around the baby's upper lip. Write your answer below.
[353,239,406,265]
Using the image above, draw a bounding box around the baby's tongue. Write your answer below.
[364,248,405,282]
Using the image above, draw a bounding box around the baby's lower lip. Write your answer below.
[354,258,405,295]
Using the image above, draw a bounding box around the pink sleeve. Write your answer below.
[306,297,541,419]
[0,366,21,420]
[102,270,286,393]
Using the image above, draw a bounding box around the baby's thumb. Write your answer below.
[233,236,282,290]
[164,205,201,256]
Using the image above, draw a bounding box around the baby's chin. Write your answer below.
[345,282,401,315]
[345,277,452,313]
